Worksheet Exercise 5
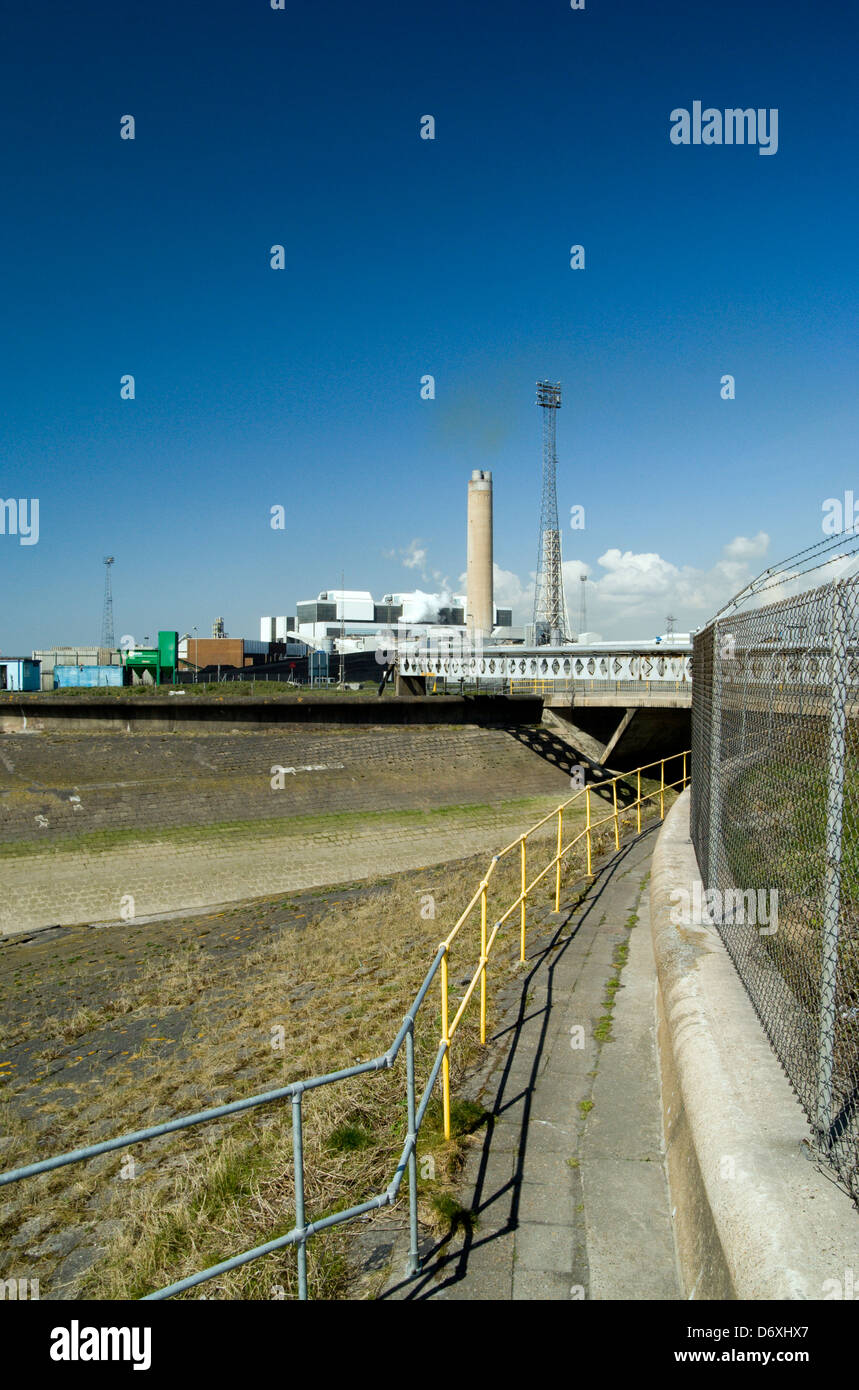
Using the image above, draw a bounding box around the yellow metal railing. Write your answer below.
[436,751,690,1137]
[508,679,555,694]
[507,678,686,695]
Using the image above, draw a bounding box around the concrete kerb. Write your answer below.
[650,788,859,1300]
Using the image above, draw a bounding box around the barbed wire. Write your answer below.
[712,529,859,622]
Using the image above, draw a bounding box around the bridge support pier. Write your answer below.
[395,671,427,698]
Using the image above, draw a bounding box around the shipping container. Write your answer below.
[54,664,124,688]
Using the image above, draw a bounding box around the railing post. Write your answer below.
[612,780,619,850]
[480,884,487,1045]
[659,760,665,819]
[406,1022,421,1276]
[682,751,687,789]
[817,580,847,1146]
[585,787,592,875]
[440,949,451,1140]
[520,836,527,962]
[636,768,642,833]
[292,1088,308,1300]
[555,808,563,910]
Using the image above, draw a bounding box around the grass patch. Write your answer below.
[327,1123,372,1154]
[593,916,637,1043]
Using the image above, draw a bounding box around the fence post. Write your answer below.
[480,884,487,1044]
[520,837,527,962]
[612,780,619,849]
[816,580,847,1146]
[406,1023,421,1276]
[555,808,563,910]
[586,787,592,875]
[768,648,775,743]
[740,646,749,757]
[707,621,723,891]
[682,751,687,789]
[659,760,665,819]
[292,1089,308,1300]
[440,950,451,1140]
[637,768,641,833]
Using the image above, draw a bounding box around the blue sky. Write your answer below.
[1,0,856,648]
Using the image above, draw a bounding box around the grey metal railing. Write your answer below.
[0,945,448,1300]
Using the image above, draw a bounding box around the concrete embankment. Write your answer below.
[650,790,859,1299]
[0,724,568,936]
[0,693,542,734]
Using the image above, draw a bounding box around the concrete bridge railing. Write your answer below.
[398,645,692,685]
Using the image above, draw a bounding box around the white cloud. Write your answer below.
[492,534,773,637]
[400,533,774,638]
[723,531,769,560]
[492,563,534,613]
[579,534,772,635]
[401,539,427,572]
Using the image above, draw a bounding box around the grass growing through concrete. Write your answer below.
[593,911,638,1043]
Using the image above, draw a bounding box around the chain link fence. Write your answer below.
[690,576,859,1204]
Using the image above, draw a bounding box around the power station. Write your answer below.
[36,380,613,688]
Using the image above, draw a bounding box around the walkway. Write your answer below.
[383,828,680,1300]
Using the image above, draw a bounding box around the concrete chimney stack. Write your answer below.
[466,469,494,640]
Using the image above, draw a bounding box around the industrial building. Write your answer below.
[260,470,515,657]
[262,589,513,653]
[177,636,285,672]
[0,657,41,691]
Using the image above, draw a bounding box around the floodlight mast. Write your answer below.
[533,381,570,645]
[101,557,115,649]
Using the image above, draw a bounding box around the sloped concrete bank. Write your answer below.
[650,790,859,1299]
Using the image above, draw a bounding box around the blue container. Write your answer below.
[55,664,124,688]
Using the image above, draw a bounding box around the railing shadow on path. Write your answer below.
[381,822,660,1300]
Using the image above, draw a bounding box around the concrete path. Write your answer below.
[383,827,681,1300]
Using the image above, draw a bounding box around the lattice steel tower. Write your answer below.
[533,381,570,644]
[101,556,115,649]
